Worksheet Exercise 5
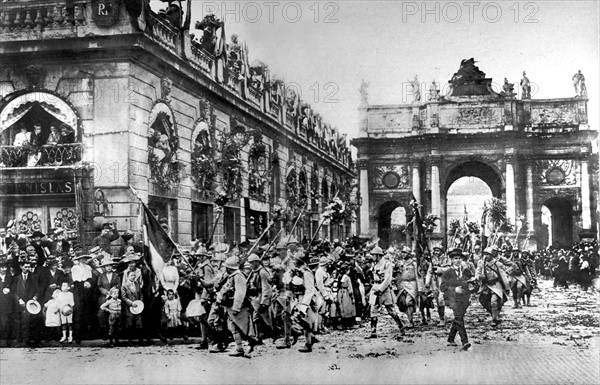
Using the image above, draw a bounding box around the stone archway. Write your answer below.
[377,200,401,248]
[542,197,574,247]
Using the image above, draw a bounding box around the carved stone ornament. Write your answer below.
[373,165,410,190]
[535,188,581,213]
[25,65,46,89]
[92,0,121,28]
[160,76,172,100]
[535,160,579,187]
[446,107,500,126]
[530,104,579,127]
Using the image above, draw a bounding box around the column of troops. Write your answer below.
[0,220,598,355]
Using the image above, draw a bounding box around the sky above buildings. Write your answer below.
[151,1,599,144]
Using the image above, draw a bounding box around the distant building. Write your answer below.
[353,59,597,249]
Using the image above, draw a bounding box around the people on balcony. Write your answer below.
[1,121,79,168]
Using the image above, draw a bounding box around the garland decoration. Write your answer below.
[191,98,216,195]
[218,124,249,201]
[149,135,182,190]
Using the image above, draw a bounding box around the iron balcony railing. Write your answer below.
[0,143,83,168]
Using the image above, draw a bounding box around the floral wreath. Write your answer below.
[148,101,182,190]
[248,129,271,201]
[191,99,216,196]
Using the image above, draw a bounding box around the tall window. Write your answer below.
[192,203,213,243]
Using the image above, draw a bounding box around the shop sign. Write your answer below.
[0,181,74,195]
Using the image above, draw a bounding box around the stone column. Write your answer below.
[359,164,370,237]
[412,163,421,203]
[505,158,516,225]
[581,160,591,229]
[526,163,534,229]
[430,162,441,233]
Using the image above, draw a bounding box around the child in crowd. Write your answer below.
[163,289,182,340]
[56,281,75,343]
[100,286,122,347]
[44,289,62,340]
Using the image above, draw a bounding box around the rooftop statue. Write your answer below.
[359,79,369,105]
[428,80,440,101]
[572,70,587,97]
[501,78,515,97]
[520,71,531,100]
[158,0,184,29]
[410,75,421,102]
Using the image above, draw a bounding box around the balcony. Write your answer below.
[0,143,83,169]
[0,0,88,42]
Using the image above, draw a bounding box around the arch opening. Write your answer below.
[541,198,573,248]
[447,176,493,227]
[378,201,402,249]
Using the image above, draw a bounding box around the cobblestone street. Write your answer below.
[2,280,598,384]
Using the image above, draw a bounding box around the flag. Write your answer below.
[141,202,178,278]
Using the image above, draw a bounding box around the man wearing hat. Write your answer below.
[11,261,41,347]
[437,248,475,351]
[288,253,320,353]
[397,247,421,328]
[40,257,65,303]
[0,255,15,342]
[92,222,119,254]
[247,253,273,341]
[216,256,258,357]
[314,256,333,333]
[365,246,405,339]
[475,247,510,326]
[191,246,214,350]
[118,231,141,257]
[426,246,449,326]
[50,228,70,257]
[97,258,121,338]
[71,251,94,342]
[30,231,51,267]
[0,228,9,255]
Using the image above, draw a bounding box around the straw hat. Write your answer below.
[26,299,42,315]
[130,300,144,315]
[60,304,73,316]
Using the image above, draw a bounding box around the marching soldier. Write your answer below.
[215,256,258,357]
[426,246,450,326]
[193,246,214,350]
[246,253,272,342]
[289,254,319,353]
[365,247,405,338]
[476,247,510,326]
[397,247,421,328]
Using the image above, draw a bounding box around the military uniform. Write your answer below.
[476,250,509,325]
[366,248,404,338]
[247,263,272,340]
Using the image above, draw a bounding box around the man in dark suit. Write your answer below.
[96,259,121,338]
[41,257,65,303]
[438,248,475,351]
[11,261,41,347]
[0,256,15,344]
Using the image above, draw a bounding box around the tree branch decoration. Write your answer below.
[191,98,216,196]
[148,107,182,190]
[248,129,271,201]
[218,124,249,201]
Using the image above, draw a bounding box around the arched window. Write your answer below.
[148,102,180,189]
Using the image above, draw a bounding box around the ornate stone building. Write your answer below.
[352,59,597,249]
[0,1,356,248]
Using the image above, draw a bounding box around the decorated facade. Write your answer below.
[0,0,356,247]
[353,59,597,249]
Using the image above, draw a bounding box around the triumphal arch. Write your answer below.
[352,60,597,250]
